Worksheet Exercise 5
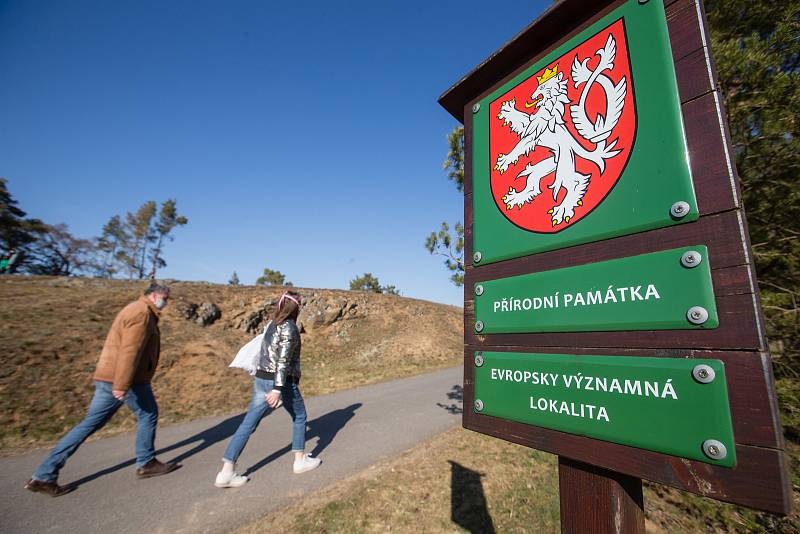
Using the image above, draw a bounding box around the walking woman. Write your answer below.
[215,291,321,488]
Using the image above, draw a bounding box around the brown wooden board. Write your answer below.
[440,0,790,515]
[558,457,645,533]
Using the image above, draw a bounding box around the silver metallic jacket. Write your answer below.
[257,319,301,388]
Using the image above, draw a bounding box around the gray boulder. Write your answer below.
[183,302,222,327]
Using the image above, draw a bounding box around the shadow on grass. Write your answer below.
[243,403,362,476]
[450,460,495,534]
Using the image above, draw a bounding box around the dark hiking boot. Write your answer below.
[136,458,180,479]
[25,479,73,497]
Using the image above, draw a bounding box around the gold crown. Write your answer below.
[536,65,559,85]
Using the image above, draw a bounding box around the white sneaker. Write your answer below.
[293,454,321,474]
[215,470,249,488]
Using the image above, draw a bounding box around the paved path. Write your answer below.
[0,366,463,534]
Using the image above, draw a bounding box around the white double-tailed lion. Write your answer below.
[495,34,627,226]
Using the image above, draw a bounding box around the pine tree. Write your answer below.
[26,224,94,276]
[121,201,156,279]
[95,215,128,278]
[105,200,188,280]
[706,0,799,379]
[0,178,45,252]
[349,273,399,294]
[256,268,289,286]
[425,221,464,287]
[148,199,188,279]
[425,127,466,286]
[349,272,381,292]
[443,126,465,192]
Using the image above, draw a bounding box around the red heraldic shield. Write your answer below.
[489,19,636,233]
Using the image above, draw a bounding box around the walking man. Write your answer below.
[25,282,179,496]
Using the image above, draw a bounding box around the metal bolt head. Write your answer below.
[474,353,484,367]
[473,251,482,263]
[687,306,709,325]
[692,364,716,384]
[475,285,484,296]
[680,250,702,268]
[702,439,727,460]
[474,321,484,333]
[671,201,691,218]
[472,103,481,114]
[474,399,484,411]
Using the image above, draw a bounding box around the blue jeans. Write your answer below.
[222,377,307,463]
[32,381,158,482]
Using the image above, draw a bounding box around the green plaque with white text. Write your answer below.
[473,351,736,467]
[474,246,718,334]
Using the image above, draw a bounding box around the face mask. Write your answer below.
[155,297,168,310]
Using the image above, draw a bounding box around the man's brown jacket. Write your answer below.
[94,296,161,391]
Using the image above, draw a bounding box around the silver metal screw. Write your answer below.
[475,285,484,296]
[472,103,481,114]
[474,353,484,367]
[680,250,702,268]
[474,321,484,332]
[687,306,709,325]
[474,399,484,411]
[702,439,727,460]
[473,251,482,264]
[692,364,716,384]
[671,201,691,218]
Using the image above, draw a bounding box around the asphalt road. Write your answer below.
[0,366,463,534]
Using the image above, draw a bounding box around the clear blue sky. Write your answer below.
[0,0,549,306]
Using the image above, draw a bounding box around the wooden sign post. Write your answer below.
[439,0,791,531]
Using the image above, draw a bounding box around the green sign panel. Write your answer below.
[474,351,736,467]
[471,0,696,265]
[474,246,718,333]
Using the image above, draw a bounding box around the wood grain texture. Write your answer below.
[464,411,791,514]
[463,105,473,196]
[559,457,646,534]
[676,46,714,103]
[666,0,704,61]
[465,210,748,280]
[684,93,741,214]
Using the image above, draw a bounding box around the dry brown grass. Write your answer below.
[236,429,800,534]
[235,427,561,534]
[0,275,462,454]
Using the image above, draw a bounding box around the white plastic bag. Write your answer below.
[229,332,264,375]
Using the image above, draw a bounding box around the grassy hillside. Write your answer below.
[0,276,463,453]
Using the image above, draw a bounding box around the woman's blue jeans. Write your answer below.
[32,381,158,482]
[222,376,307,463]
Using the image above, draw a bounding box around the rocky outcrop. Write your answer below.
[224,292,366,334]
[182,302,222,326]
[228,299,276,334]
[300,294,362,332]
